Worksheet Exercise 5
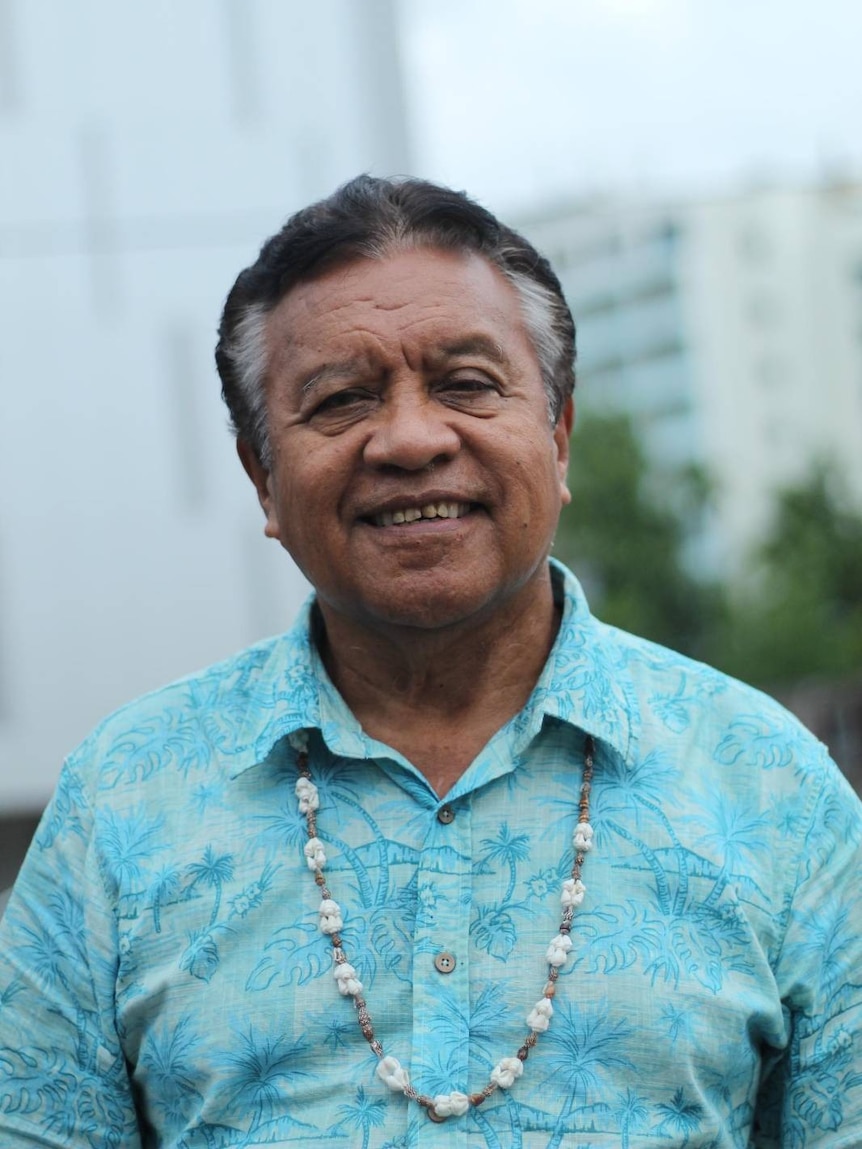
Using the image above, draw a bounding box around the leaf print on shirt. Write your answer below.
[789,1033,862,1141]
[179,924,234,983]
[101,705,212,788]
[573,896,753,994]
[649,678,696,734]
[35,764,88,850]
[245,920,324,992]
[0,1045,130,1147]
[714,716,798,771]
[470,903,518,961]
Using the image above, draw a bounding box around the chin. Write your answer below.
[351,577,518,634]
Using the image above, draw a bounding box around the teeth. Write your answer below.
[373,502,470,526]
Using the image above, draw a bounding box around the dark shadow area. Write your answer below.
[0,812,41,892]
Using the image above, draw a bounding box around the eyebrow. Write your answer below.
[300,358,372,396]
[431,336,510,368]
[298,335,510,396]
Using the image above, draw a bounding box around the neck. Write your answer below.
[316,568,560,795]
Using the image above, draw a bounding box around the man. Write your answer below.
[0,176,860,1147]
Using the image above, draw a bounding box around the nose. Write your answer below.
[362,390,461,471]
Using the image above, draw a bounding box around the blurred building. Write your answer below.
[0,0,411,827]
[520,180,862,577]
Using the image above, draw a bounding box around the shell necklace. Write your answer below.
[291,730,595,1124]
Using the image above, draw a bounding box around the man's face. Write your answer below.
[241,247,572,634]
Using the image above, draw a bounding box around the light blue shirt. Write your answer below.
[1,561,861,1147]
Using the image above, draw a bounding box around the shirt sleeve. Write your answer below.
[0,758,142,1148]
[754,748,862,1147]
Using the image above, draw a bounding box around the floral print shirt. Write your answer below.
[1,561,861,1148]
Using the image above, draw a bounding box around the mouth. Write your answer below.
[366,500,475,528]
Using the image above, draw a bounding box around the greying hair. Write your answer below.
[215,175,576,466]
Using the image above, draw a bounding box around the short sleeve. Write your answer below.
[0,759,141,1147]
[754,749,862,1147]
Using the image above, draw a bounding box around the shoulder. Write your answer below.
[590,621,842,814]
[65,621,312,798]
[613,623,813,742]
[551,562,832,786]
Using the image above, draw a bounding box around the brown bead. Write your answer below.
[517,1046,530,1061]
[470,1093,487,1106]
[543,981,556,997]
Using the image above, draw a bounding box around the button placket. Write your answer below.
[411,796,472,1115]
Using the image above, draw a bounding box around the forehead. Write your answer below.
[264,247,531,367]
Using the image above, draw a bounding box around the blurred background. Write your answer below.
[2,0,861,888]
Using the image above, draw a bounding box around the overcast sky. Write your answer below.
[400,0,862,213]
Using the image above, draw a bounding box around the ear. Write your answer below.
[237,439,281,540]
[553,396,574,507]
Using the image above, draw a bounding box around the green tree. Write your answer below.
[716,464,862,686]
[555,412,724,659]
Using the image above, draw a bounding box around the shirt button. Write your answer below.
[434,951,457,974]
[437,804,455,824]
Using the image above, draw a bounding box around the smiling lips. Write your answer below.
[371,501,473,528]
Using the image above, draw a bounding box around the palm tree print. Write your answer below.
[139,1015,203,1126]
[333,1085,387,1149]
[478,823,531,903]
[541,1002,634,1147]
[693,802,770,910]
[147,864,183,933]
[612,1087,649,1148]
[655,1086,705,1146]
[219,1027,311,1135]
[187,847,235,925]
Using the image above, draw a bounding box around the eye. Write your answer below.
[436,373,503,410]
[444,377,495,392]
[309,388,377,418]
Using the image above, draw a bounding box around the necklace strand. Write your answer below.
[292,732,594,1124]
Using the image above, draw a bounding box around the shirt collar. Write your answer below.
[229,559,639,778]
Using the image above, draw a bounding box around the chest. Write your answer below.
[109,744,786,1147]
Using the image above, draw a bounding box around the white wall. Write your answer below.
[0,0,411,809]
